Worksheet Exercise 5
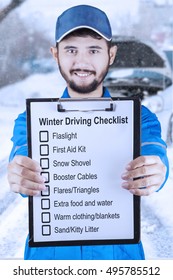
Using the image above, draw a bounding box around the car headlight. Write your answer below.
[142,95,164,113]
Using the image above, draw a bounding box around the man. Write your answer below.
[8,5,168,260]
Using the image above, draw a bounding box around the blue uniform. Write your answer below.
[9,88,169,260]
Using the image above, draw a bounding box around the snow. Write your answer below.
[1,0,140,43]
[0,0,173,260]
[0,71,173,260]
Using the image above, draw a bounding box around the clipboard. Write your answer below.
[26,97,141,247]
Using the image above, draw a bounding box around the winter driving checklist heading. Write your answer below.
[26,97,141,247]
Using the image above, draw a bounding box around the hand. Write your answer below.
[7,155,46,196]
[121,155,166,196]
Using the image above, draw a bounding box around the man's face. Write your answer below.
[53,36,116,96]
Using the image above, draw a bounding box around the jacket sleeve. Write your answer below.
[141,105,169,191]
[9,111,28,161]
[9,111,28,198]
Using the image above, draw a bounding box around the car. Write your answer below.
[22,58,57,74]
[142,84,173,145]
[104,36,173,144]
[163,45,173,70]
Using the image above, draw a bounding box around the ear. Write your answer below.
[50,46,59,64]
[109,45,117,66]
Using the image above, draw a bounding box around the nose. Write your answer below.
[74,51,91,69]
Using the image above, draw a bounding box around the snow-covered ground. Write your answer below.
[0,71,173,259]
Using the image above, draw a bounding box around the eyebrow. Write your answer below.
[88,46,103,49]
[64,46,77,49]
[63,45,103,50]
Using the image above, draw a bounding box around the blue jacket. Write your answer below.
[9,88,169,260]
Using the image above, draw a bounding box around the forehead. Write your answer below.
[58,35,108,48]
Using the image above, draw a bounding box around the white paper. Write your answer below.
[28,98,139,245]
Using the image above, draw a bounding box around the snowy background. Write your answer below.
[0,0,173,259]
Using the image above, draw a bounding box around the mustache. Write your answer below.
[70,69,96,75]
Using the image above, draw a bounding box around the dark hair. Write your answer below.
[56,28,112,49]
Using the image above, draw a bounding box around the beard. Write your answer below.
[69,79,99,94]
[58,64,109,94]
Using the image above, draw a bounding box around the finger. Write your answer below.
[8,156,45,184]
[13,155,41,172]
[125,155,162,171]
[121,163,166,181]
[9,173,46,192]
[8,162,45,184]
[129,185,159,196]
[10,183,41,196]
[122,173,165,190]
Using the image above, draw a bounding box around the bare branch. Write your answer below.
[0,0,26,23]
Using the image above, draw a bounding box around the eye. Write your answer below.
[89,49,99,54]
[66,48,77,55]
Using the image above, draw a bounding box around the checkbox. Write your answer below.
[40,158,49,169]
[42,225,51,236]
[41,172,50,183]
[41,198,50,209]
[40,144,49,156]
[41,212,51,223]
[39,131,49,142]
[41,185,50,196]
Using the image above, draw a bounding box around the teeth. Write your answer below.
[76,73,90,77]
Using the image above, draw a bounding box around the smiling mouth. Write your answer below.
[76,72,91,77]
[71,69,95,77]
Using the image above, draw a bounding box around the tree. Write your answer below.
[0,0,26,23]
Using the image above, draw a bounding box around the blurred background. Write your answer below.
[0,0,172,88]
[0,0,173,259]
